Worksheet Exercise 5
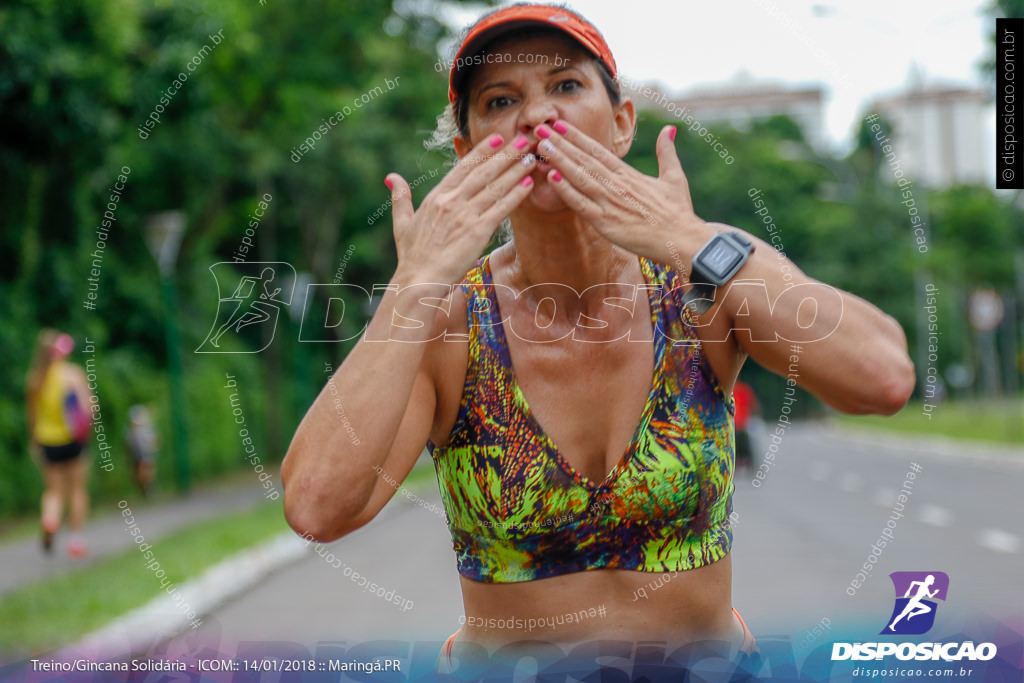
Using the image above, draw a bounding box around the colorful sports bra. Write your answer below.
[426,254,735,583]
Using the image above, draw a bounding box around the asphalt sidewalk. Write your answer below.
[0,472,274,598]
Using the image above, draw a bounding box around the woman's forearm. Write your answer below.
[281,270,449,539]
[668,222,915,415]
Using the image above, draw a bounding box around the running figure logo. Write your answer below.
[881,571,950,635]
[197,262,295,353]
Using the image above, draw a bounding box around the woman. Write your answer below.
[282,3,915,673]
[26,330,93,557]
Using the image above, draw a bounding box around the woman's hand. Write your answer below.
[535,121,714,263]
[385,134,538,285]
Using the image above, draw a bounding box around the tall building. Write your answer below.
[625,76,827,151]
[868,86,992,189]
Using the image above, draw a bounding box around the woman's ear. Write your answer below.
[612,98,637,158]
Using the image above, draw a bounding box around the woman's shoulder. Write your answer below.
[62,362,86,379]
[61,362,90,393]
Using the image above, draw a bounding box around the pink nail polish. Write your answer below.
[513,135,529,150]
[668,126,677,142]
[536,125,551,139]
[553,120,568,135]
[385,177,393,190]
[520,176,533,187]
[489,135,503,148]
[550,170,562,183]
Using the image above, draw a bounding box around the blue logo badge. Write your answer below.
[881,571,949,635]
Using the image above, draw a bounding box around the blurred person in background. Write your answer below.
[25,330,93,557]
[732,381,759,472]
[283,3,915,674]
[126,404,159,498]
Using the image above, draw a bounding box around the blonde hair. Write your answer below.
[26,328,62,401]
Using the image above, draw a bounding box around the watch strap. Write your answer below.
[681,230,755,314]
[681,281,716,314]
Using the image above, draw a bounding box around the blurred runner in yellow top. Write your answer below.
[25,330,94,557]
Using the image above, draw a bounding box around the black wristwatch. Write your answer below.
[681,231,755,314]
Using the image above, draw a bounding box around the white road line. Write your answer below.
[917,504,953,528]
[978,529,1021,554]
[838,472,862,493]
[874,488,896,507]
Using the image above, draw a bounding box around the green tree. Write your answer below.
[0,0,488,516]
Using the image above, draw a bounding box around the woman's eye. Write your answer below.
[486,95,513,110]
[555,79,582,94]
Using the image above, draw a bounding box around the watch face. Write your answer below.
[701,239,743,279]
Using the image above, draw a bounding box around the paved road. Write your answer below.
[732,422,1024,638]
[0,474,271,597]
[189,485,461,650]
[179,424,1023,656]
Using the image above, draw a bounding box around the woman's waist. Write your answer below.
[457,560,734,647]
[33,422,73,444]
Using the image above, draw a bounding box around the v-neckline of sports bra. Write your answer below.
[480,254,666,491]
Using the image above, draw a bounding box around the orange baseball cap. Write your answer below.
[448,4,618,104]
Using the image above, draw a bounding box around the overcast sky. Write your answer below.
[438,0,995,152]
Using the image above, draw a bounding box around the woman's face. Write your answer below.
[455,33,635,212]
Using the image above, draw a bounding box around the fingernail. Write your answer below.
[668,126,677,142]
[513,135,529,150]
[520,176,533,187]
[550,170,562,183]
[489,134,503,148]
[553,120,568,135]
[536,125,551,139]
[384,177,393,190]
[520,153,536,166]
[539,139,555,155]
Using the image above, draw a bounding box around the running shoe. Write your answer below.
[67,535,88,558]
[41,518,58,555]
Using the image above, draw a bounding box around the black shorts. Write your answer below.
[41,442,84,464]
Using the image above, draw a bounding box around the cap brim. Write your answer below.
[455,20,600,101]
[447,8,615,105]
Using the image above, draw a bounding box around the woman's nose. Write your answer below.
[518,96,558,136]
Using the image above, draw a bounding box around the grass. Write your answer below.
[0,516,39,543]
[0,460,442,656]
[0,500,288,656]
[0,467,268,543]
[838,399,1024,447]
